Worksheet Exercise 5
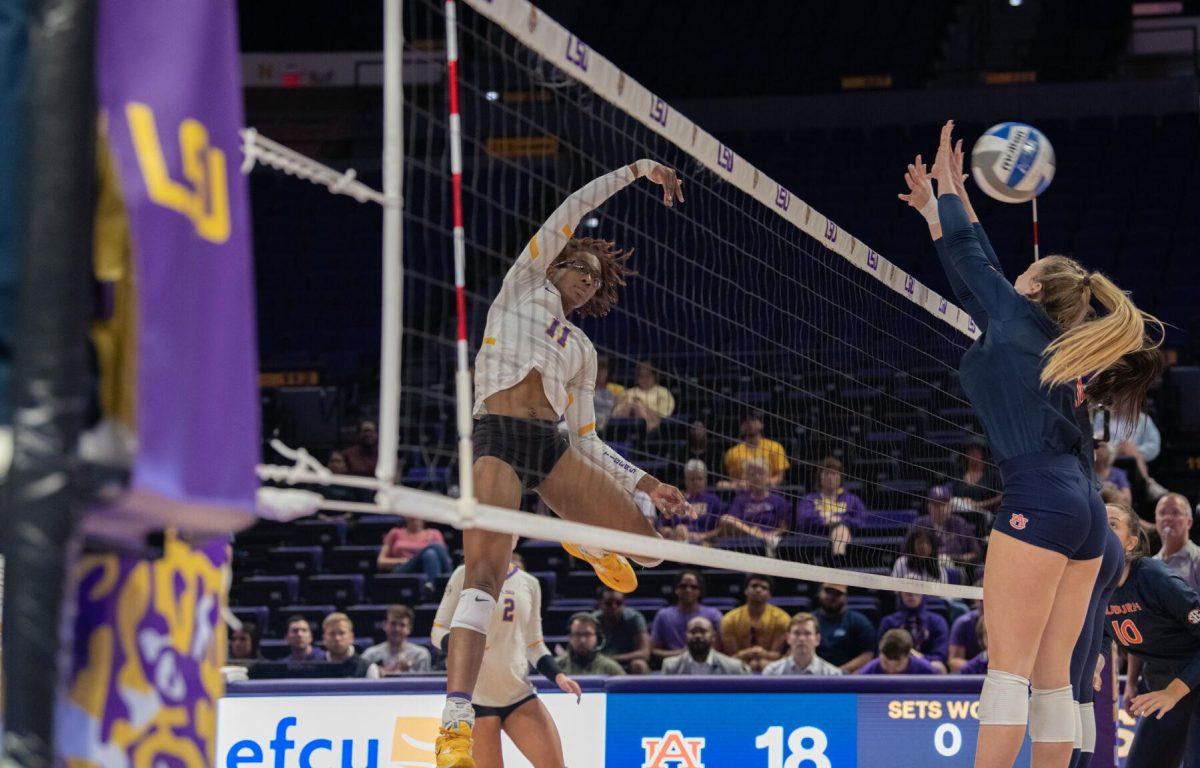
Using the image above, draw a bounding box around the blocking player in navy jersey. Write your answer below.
[1098,502,1200,768]
[907,122,1161,768]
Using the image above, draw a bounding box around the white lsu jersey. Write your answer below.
[471,161,658,496]
[432,565,550,708]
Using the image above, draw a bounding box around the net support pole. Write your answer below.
[2,0,96,762]
[377,0,404,488]
[1031,195,1040,261]
[444,0,476,515]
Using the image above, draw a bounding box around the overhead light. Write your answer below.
[1009,0,1022,5]
[485,90,500,102]
[584,217,599,228]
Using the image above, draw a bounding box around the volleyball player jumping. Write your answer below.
[904,120,1161,768]
[436,160,689,767]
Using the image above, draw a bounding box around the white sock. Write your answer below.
[442,694,474,729]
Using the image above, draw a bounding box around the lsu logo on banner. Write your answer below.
[642,730,706,768]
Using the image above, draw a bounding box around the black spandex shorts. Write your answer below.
[473,415,569,491]
[474,693,538,721]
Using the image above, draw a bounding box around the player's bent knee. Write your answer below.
[1079,702,1096,752]
[978,669,1031,726]
[1029,685,1076,742]
[451,588,497,635]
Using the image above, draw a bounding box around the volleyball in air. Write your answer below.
[970,122,1056,203]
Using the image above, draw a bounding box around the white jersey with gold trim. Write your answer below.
[471,161,657,495]
[432,565,549,707]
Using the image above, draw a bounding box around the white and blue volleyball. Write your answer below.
[970,122,1056,203]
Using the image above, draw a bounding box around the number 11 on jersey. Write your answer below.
[546,317,572,347]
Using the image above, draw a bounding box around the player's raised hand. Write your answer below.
[932,120,959,195]
[556,673,583,703]
[898,155,934,213]
[651,482,689,517]
[649,164,685,207]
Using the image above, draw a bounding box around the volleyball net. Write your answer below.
[254,0,994,600]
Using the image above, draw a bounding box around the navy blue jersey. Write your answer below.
[1104,558,1200,690]
[935,194,1084,464]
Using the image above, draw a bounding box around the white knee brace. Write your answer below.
[1029,685,1077,743]
[978,669,1030,726]
[450,588,496,634]
[1079,702,1096,753]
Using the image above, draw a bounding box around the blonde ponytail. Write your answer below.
[1039,268,1162,389]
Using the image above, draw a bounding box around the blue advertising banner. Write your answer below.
[606,689,1033,767]
[606,692,857,768]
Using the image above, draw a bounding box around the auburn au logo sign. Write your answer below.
[641,730,706,768]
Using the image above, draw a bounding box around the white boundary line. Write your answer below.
[258,464,983,600]
[460,0,980,340]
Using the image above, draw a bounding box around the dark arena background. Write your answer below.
[1,1,1200,766]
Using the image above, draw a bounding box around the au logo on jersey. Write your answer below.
[1009,512,1029,530]
[642,730,706,768]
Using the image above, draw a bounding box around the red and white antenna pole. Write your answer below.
[445,0,475,508]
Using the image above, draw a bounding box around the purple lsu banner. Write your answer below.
[90,0,259,537]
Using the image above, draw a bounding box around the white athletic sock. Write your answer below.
[442,694,475,729]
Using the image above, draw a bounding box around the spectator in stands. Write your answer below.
[717,459,791,554]
[813,583,875,673]
[723,411,789,487]
[377,517,453,588]
[612,360,675,432]
[912,485,980,564]
[556,613,625,676]
[947,599,983,673]
[228,622,261,664]
[958,615,989,675]
[341,418,379,477]
[677,420,725,481]
[1094,408,1167,500]
[1155,493,1200,594]
[321,612,379,678]
[950,438,1002,515]
[891,528,949,583]
[662,459,724,542]
[858,629,937,675]
[1094,442,1132,506]
[762,612,842,676]
[316,451,367,513]
[592,355,622,433]
[362,604,432,674]
[650,571,725,665]
[593,588,651,674]
[661,616,748,675]
[878,592,949,673]
[720,574,790,672]
[795,458,867,561]
[285,616,326,662]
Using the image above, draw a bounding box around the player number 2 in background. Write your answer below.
[755,726,831,768]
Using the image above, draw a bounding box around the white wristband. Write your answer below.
[633,158,656,178]
[919,195,939,226]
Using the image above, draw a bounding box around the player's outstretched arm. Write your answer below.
[504,161,683,291]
